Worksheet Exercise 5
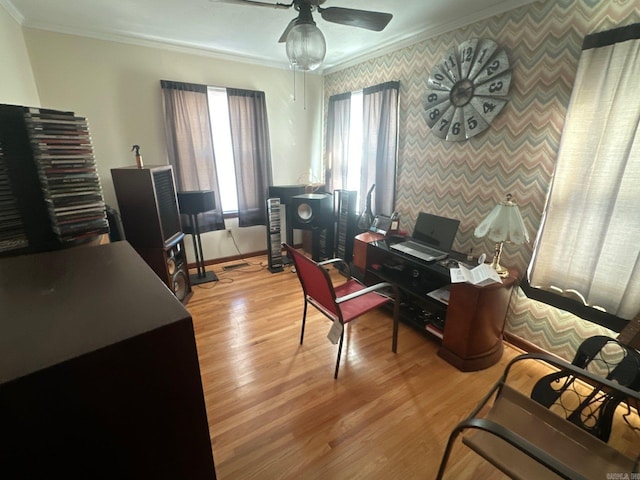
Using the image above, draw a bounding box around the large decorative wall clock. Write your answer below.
[424,38,511,141]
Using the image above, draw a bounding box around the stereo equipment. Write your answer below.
[177,190,216,215]
[291,193,333,230]
[111,165,183,248]
[136,236,192,304]
[268,185,306,254]
[333,190,358,262]
[111,165,192,303]
[266,197,283,272]
[177,190,218,285]
[105,205,125,242]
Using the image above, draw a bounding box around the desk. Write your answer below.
[363,238,518,371]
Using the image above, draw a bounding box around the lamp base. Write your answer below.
[490,242,510,278]
[492,264,510,278]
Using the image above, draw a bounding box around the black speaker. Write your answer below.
[334,190,358,262]
[268,185,306,206]
[177,191,216,215]
[176,190,218,285]
[136,237,192,304]
[166,241,190,302]
[111,165,182,248]
[291,193,333,230]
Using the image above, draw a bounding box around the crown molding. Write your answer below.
[323,0,537,75]
[0,0,25,24]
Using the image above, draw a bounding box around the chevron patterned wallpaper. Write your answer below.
[324,0,640,360]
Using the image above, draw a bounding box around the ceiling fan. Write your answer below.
[216,0,393,70]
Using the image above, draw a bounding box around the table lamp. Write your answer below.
[474,193,528,278]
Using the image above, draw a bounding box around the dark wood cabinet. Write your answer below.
[353,232,384,274]
[439,270,518,371]
[0,241,216,479]
[111,165,192,303]
[362,239,517,371]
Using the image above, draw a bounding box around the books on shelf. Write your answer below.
[426,323,444,339]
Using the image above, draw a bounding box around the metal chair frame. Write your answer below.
[283,243,399,379]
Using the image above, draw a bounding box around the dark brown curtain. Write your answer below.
[160,80,225,231]
[227,88,273,227]
[362,81,399,216]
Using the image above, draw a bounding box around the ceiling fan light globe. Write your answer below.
[286,23,326,71]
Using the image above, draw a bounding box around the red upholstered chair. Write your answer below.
[283,243,399,379]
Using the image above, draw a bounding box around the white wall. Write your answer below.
[0,5,39,106]
[22,28,323,261]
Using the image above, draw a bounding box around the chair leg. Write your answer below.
[435,427,464,480]
[300,300,308,345]
[392,290,399,353]
[334,329,345,379]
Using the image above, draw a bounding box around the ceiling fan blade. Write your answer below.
[214,0,291,10]
[318,7,392,32]
[278,18,298,43]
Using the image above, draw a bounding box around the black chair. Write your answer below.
[436,336,640,479]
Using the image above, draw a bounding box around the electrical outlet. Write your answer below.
[226,229,232,237]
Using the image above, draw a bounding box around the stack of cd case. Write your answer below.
[0,104,108,255]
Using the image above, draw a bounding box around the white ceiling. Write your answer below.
[3,0,536,73]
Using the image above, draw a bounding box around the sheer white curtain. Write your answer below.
[528,23,640,320]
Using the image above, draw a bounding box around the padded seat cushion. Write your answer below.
[333,280,391,323]
[463,385,637,480]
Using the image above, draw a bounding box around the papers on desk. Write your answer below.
[450,263,502,286]
[427,286,450,305]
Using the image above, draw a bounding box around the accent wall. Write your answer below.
[324,0,640,360]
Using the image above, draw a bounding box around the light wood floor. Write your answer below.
[182,253,574,479]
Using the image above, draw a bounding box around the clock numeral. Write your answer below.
[488,81,504,93]
[451,122,461,136]
[467,116,478,130]
[446,55,457,70]
[431,73,445,88]
[476,48,489,65]
[427,93,438,103]
[483,101,497,113]
[462,47,474,64]
[429,109,440,121]
[438,118,449,132]
[486,60,501,77]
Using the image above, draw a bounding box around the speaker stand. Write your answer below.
[188,213,218,285]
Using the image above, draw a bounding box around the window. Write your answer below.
[161,81,273,230]
[526,24,640,331]
[345,90,363,194]
[207,87,237,213]
[326,81,399,216]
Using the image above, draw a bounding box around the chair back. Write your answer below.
[531,335,640,441]
[283,244,340,319]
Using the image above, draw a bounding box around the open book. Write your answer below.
[450,263,502,286]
